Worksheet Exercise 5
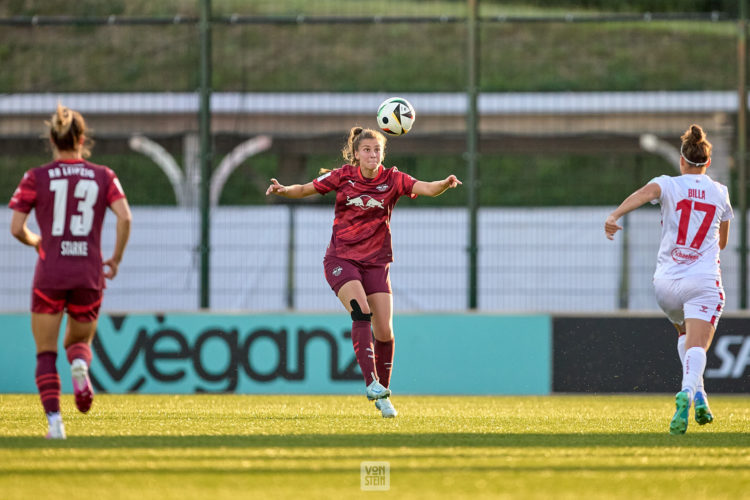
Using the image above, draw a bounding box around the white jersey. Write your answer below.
[650,174,733,280]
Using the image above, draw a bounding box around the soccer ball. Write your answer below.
[376,97,415,136]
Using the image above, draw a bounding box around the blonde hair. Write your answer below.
[680,124,711,167]
[46,102,92,157]
[319,126,387,175]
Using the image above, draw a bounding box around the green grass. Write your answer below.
[1,394,750,499]
[0,1,740,93]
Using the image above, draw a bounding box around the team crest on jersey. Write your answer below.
[346,195,385,210]
[332,266,343,277]
[376,184,389,192]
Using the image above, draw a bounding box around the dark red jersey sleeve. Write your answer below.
[394,168,418,199]
[105,168,126,205]
[8,170,37,213]
[313,168,343,195]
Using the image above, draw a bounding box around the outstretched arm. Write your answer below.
[605,182,661,240]
[265,178,318,199]
[411,175,462,197]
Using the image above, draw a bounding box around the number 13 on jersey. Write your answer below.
[49,179,99,237]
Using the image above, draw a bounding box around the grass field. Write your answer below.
[1,394,750,499]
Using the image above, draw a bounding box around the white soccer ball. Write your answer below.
[376,97,415,136]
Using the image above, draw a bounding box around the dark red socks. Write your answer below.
[66,342,92,366]
[35,351,60,414]
[351,320,377,386]
[374,338,394,389]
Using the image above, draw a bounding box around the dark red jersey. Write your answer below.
[8,159,126,290]
[313,164,418,263]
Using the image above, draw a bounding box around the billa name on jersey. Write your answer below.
[688,188,706,200]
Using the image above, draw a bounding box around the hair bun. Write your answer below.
[52,102,73,136]
[690,124,705,143]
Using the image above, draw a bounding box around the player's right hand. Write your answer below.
[266,178,286,196]
[604,215,623,240]
[103,257,119,279]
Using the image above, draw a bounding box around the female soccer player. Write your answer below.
[604,124,732,435]
[266,126,461,418]
[8,103,132,439]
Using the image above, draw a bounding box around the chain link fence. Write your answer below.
[0,1,745,312]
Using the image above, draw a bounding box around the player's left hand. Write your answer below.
[266,178,287,196]
[444,175,462,189]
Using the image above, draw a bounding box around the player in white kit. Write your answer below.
[604,124,732,435]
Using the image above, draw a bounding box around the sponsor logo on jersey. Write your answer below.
[345,195,385,210]
[671,247,701,265]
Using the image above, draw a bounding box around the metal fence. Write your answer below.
[0,1,747,312]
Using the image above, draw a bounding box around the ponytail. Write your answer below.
[46,102,92,158]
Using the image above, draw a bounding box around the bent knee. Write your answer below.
[350,299,372,321]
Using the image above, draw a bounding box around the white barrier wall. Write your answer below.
[0,206,741,313]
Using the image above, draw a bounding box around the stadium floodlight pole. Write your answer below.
[739,0,748,309]
[466,0,480,310]
[199,0,213,309]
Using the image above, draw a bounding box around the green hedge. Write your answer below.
[1,151,671,207]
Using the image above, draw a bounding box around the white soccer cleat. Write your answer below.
[71,358,94,413]
[375,398,398,418]
[365,379,391,401]
[46,416,66,440]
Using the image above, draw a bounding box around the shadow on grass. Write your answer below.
[1,432,749,449]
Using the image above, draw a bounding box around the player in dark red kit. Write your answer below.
[266,126,461,417]
[8,104,132,439]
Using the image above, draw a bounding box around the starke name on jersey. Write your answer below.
[61,240,88,256]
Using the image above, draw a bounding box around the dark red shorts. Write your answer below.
[323,256,392,296]
[32,288,103,323]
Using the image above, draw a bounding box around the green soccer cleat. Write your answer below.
[669,390,691,435]
[694,391,714,425]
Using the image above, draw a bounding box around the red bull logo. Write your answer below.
[346,195,385,210]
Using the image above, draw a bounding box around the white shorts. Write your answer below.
[653,276,724,327]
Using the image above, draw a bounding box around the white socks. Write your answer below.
[681,346,707,400]
[677,335,686,365]
[677,336,706,395]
